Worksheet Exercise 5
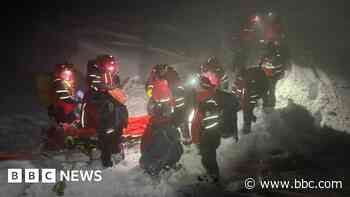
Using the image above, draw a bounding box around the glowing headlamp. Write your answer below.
[61,70,73,81]
[190,78,198,85]
[188,74,200,87]
[252,15,260,23]
[107,65,115,72]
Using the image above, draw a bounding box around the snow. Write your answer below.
[0,79,209,197]
[1,63,350,196]
[275,63,350,132]
[123,76,148,117]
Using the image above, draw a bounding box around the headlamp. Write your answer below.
[61,69,73,81]
[252,15,260,23]
[188,74,200,87]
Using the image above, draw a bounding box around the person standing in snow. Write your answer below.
[259,40,290,108]
[78,54,128,167]
[188,69,239,184]
[232,65,271,134]
[233,10,287,74]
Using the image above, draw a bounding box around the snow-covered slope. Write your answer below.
[1,63,350,196]
[275,63,350,132]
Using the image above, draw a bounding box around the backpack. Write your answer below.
[198,96,223,132]
[86,93,128,132]
[215,90,240,137]
[35,72,54,108]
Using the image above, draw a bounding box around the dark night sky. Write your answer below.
[3,0,350,77]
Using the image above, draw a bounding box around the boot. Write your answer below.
[111,153,124,165]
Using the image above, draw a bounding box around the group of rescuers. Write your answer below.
[41,10,289,185]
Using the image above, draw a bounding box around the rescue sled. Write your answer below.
[0,115,150,161]
[123,115,150,138]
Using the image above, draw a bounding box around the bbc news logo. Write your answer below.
[8,169,102,183]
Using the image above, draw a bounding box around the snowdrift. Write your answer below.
[275,63,350,132]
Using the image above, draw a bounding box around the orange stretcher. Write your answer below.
[0,115,150,161]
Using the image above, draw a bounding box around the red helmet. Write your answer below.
[53,63,76,101]
[87,54,119,91]
[96,54,119,74]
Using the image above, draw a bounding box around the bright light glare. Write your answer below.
[61,70,72,80]
[107,65,115,71]
[190,78,197,85]
[253,15,260,23]
[64,70,72,76]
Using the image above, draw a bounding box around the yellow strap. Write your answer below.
[146,86,153,98]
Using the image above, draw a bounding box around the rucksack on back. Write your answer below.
[35,72,55,108]
[216,90,240,137]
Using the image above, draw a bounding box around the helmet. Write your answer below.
[152,64,169,79]
[87,54,119,91]
[250,14,261,25]
[201,57,220,73]
[54,63,75,81]
[146,64,170,97]
[53,63,76,101]
[207,56,219,65]
[95,54,119,75]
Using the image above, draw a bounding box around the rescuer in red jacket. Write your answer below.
[71,54,128,167]
[189,70,223,183]
[140,65,183,176]
[45,63,81,150]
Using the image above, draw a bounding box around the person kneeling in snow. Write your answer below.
[43,63,83,151]
[140,72,183,176]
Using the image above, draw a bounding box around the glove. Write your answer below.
[108,88,127,104]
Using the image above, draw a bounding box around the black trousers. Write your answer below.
[98,130,122,167]
[199,130,221,177]
[243,101,256,129]
[266,77,279,108]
